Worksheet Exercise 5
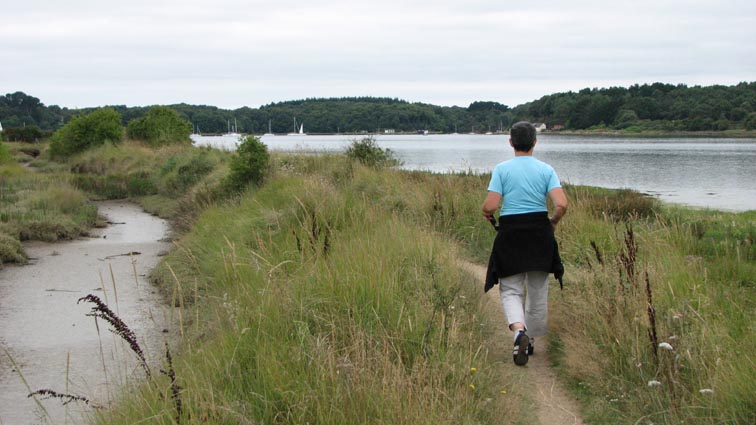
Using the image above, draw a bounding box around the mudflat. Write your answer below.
[0,201,172,424]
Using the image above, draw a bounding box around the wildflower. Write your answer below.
[500,390,507,395]
[647,380,662,387]
[668,335,678,340]
[469,384,475,390]
[672,314,682,320]
[699,388,714,395]
[470,367,477,373]
[659,342,674,351]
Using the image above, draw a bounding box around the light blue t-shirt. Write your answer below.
[487,156,561,216]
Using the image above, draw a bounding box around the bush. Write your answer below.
[48,108,123,158]
[224,136,269,192]
[345,136,399,167]
[0,232,26,264]
[126,106,192,146]
[2,125,48,142]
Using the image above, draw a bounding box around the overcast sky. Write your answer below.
[2,0,754,110]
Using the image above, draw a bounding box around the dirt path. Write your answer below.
[459,261,584,425]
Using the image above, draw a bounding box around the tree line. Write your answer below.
[511,82,756,131]
[2,82,755,140]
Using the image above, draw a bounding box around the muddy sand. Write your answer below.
[0,201,173,424]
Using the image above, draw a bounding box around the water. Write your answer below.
[191,133,756,212]
[0,202,172,424]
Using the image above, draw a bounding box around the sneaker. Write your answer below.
[513,331,530,366]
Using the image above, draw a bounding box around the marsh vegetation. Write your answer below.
[1,119,754,423]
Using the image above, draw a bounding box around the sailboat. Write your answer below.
[225,118,240,137]
[287,117,305,136]
[263,119,274,136]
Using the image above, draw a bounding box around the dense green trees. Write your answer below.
[0,92,73,130]
[512,82,756,131]
[49,108,123,157]
[2,82,755,136]
[126,106,192,146]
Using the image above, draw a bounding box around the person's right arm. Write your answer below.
[547,187,568,228]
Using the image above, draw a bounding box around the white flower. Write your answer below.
[659,342,674,351]
[647,380,662,387]
[668,335,678,340]
[699,388,714,395]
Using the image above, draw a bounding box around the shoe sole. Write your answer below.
[513,334,530,366]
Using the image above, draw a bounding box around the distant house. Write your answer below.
[533,122,547,132]
[552,124,565,131]
[384,129,395,134]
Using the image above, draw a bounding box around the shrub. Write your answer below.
[48,108,123,158]
[224,136,269,192]
[2,125,48,142]
[345,136,399,167]
[126,106,192,146]
[0,232,26,264]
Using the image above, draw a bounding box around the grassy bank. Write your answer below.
[547,187,755,423]
[99,153,753,424]
[0,160,98,264]
[0,140,231,265]
[98,155,522,424]
[2,138,753,423]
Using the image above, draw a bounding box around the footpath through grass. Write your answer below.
[101,155,522,424]
[2,137,754,424]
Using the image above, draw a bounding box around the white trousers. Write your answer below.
[498,271,550,337]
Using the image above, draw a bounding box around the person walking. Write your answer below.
[481,121,568,366]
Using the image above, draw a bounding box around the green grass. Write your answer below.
[0,163,98,264]
[3,137,753,423]
[0,140,231,265]
[92,151,755,424]
[545,192,756,423]
[99,156,522,424]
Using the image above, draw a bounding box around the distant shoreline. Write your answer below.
[541,129,756,138]
[194,129,756,138]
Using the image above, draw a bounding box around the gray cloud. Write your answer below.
[1,0,754,109]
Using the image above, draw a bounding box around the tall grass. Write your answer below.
[98,156,524,424]
[7,139,748,423]
[546,189,756,423]
[67,141,230,211]
[0,163,97,264]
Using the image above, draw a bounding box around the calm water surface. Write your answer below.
[192,133,756,212]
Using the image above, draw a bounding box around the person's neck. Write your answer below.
[514,150,534,157]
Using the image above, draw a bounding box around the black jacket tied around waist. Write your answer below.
[484,212,564,292]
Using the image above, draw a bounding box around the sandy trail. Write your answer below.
[0,201,172,424]
[460,261,584,425]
